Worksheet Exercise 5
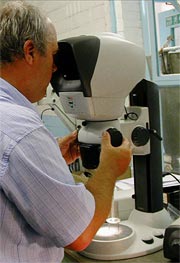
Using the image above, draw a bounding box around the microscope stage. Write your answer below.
[80,209,172,260]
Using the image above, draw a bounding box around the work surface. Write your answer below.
[64,175,179,263]
[64,249,174,263]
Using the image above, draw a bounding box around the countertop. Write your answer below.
[64,249,173,263]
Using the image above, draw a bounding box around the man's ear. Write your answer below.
[23,40,35,65]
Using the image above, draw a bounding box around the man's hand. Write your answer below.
[57,130,80,165]
[98,131,132,178]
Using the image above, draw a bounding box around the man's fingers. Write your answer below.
[59,130,78,145]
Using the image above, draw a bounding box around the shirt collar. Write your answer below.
[0,77,37,113]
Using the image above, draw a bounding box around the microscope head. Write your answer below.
[51,33,146,121]
[51,33,146,169]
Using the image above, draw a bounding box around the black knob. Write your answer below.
[106,128,123,147]
[131,126,150,147]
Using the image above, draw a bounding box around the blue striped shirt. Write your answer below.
[0,78,95,263]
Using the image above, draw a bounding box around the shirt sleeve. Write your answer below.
[2,126,95,248]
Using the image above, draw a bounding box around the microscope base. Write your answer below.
[80,209,173,260]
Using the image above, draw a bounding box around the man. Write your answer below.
[0,1,131,262]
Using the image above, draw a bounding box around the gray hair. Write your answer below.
[0,1,50,64]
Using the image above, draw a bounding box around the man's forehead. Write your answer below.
[46,19,57,42]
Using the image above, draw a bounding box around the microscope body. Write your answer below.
[51,33,172,260]
[51,32,147,169]
[51,33,163,212]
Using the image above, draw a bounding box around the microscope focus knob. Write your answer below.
[107,128,123,147]
[131,126,150,147]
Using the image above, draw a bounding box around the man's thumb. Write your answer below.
[101,131,111,147]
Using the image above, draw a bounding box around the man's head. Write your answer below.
[0,1,58,102]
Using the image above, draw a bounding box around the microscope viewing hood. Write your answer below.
[51,33,145,121]
[51,35,100,98]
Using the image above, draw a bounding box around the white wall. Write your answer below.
[119,1,144,46]
[0,0,144,46]
[30,0,144,47]
[31,1,112,39]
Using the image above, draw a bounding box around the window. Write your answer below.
[141,0,180,84]
[155,0,180,75]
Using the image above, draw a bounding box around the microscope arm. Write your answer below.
[130,79,164,213]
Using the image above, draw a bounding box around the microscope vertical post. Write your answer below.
[130,79,163,213]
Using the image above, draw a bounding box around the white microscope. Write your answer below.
[51,33,173,260]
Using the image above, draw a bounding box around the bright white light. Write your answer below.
[106,217,121,224]
[96,224,122,238]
